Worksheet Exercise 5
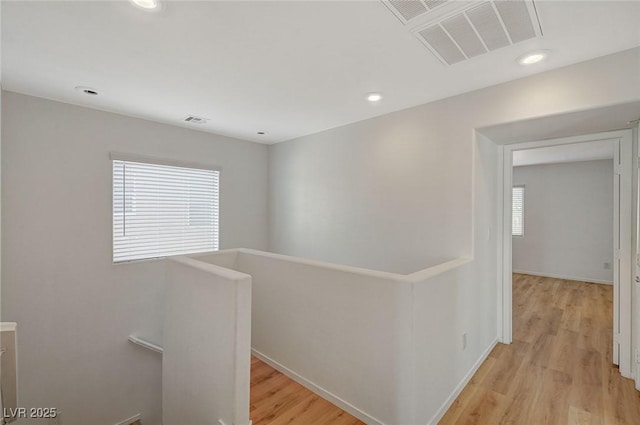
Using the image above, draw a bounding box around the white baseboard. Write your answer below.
[426,338,499,425]
[114,414,140,425]
[251,348,387,425]
[218,420,252,425]
[254,339,499,425]
[513,270,612,285]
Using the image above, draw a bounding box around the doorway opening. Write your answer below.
[498,130,633,378]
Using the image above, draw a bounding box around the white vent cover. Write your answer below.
[384,0,450,23]
[382,0,543,66]
[414,1,542,65]
[184,115,209,124]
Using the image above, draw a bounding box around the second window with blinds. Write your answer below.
[512,186,524,237]
[112,155,220,263]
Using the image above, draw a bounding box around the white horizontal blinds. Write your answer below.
[512,186,524,236]
[113,159,219,262]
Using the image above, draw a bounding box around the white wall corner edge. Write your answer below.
[426,338,499,425]
[113,413,141,425]
[251,348,387,425]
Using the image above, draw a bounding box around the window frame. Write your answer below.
[110,152,221,264]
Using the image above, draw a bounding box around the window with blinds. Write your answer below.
[112,156,219,263]
[512,186,524,236]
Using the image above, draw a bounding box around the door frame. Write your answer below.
[497,129,633,378]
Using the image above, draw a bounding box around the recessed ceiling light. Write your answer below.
[129,0,159,10]
[75,86,100,96]
[366,92,383,102]
[517,50,549,66]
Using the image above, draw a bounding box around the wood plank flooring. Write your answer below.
[250,356,365,425]
[439,273,640,425]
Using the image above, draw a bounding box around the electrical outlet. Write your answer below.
[462,332,467,350]
[635,349,640,364]
[604,262,611,270]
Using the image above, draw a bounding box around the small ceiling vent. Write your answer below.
[415,1,541,65]
[183,115,209,124]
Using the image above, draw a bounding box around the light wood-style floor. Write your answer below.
[440,273,640,425]
[250,356,365,425]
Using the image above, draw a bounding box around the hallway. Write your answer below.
[440,273,640,425]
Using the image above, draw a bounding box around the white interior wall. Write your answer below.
[413,132,499,425]
[268,48,640,405]
[0,46,638,425]
[0,92,268,425]
[237,250,411,425]
[0,79,2,329]
[269,47,640,274]
[0,0,4,392]
[164,257,252,425]
[635,122,640,391]
[187,248,489,425]
[512,159,614,283]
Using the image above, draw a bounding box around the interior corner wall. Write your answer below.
[0,86,3,329]
[267,47,640,422]
[633,122,640,389]
[512,160,614,284]
[0,0,3,332]
[413,131,500,425]
[0,0,4,351]
[0,91,269,425]
[268,47,640,275]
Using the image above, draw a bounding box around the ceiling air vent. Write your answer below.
[184,115,209,124]
[493,0,536,43]
[414,0,542,65]
[383,0,450,23]
[388,0,427,21]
